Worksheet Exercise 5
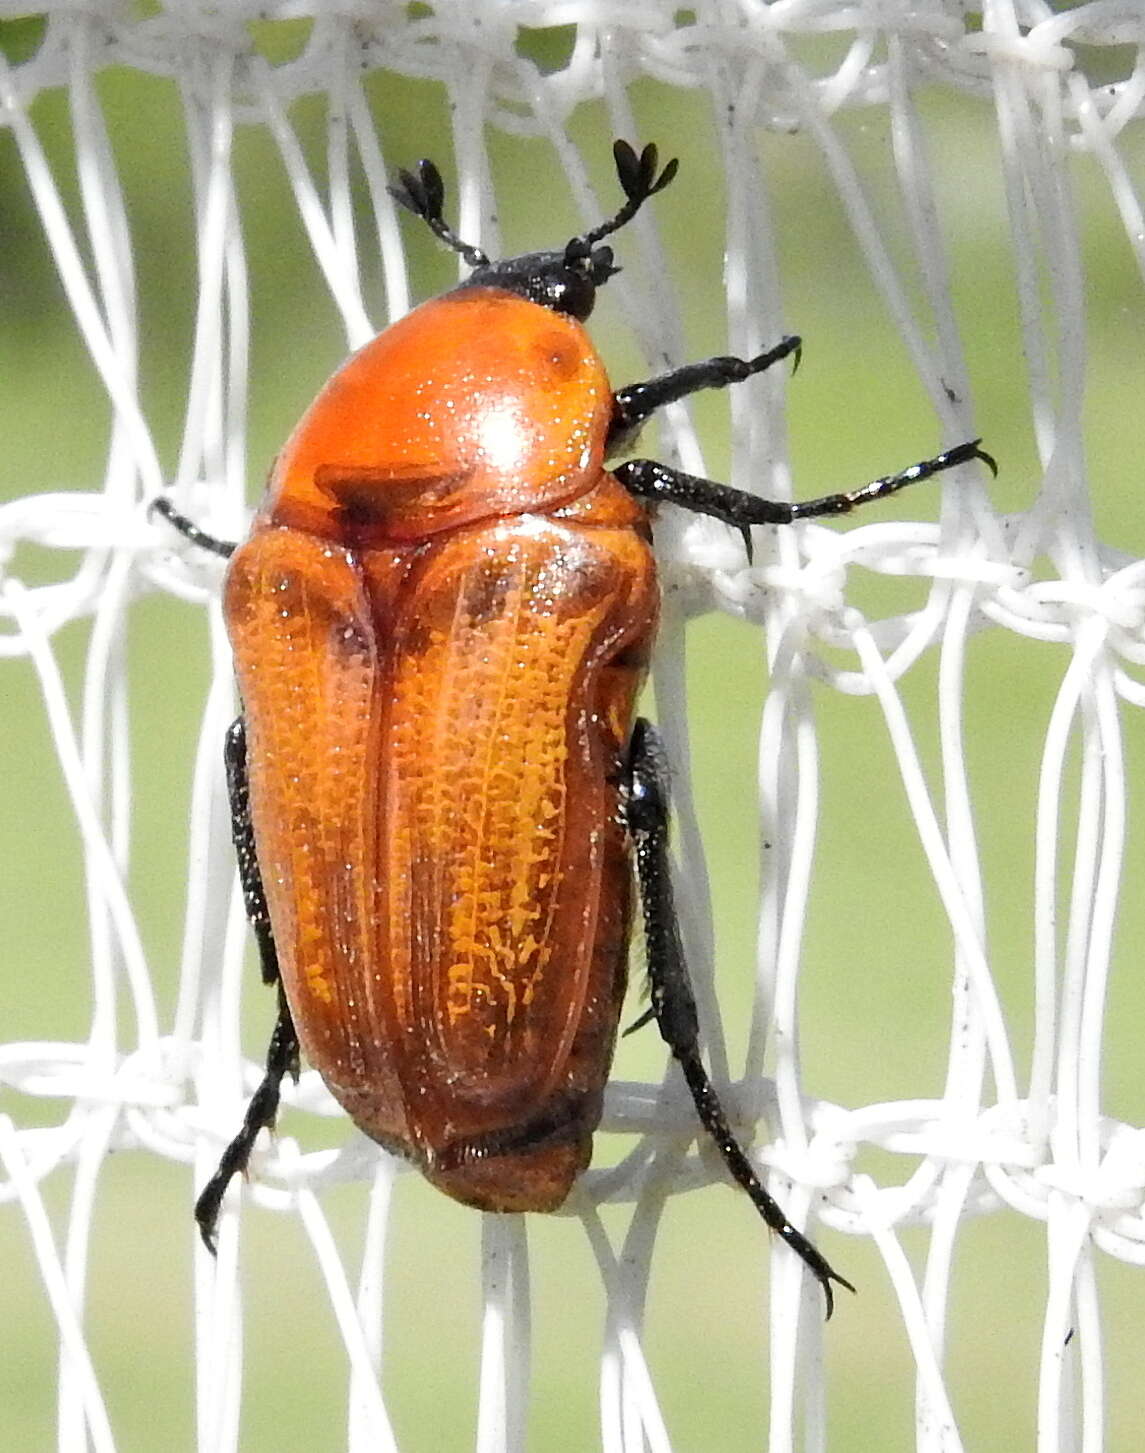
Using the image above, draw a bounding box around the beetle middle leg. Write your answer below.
[194,716,299,1253]
[616,438,996,540]
[623,718,854,1318]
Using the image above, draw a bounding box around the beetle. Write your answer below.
[156,140,994,1316]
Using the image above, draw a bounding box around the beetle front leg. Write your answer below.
[607,336,801,454]
[194,988,301,1253]
[623,718,854,1318]
[194,716,297,1253]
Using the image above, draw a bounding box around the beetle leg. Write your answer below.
[623,718,854,1318]
[193,716,298,1254]
[150,496,237,559]
[607,335,801,453]
[615,439,996,562]
[224,717,280,986]
[623,1004,656,1036]
[194,988,301,1254]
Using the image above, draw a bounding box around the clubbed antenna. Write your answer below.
[569,140,680,259]
[388,159,490,268]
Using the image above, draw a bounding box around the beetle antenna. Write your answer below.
[567,140,679,259]
[389,159,490,269]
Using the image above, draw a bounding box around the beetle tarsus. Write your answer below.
[674,1050,856,1319]
[786,437,997,519]
[623,718,853,1317]
[195,990,300,1254]
[622,1004,657,1037]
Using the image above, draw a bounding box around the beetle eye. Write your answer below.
[589,245,618,284]
[556,269,595,321]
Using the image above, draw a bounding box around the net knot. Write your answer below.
[762,1133,854,1196]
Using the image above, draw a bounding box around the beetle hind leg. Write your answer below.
[194,714,297,1254]
[224,717,280,987]
[194,990,301,1253]
[622,718,854,1318]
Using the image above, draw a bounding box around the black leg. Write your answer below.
[194,988,301,1253]
[616,438,996,560]
[193,716,295,1253]
[224,718,279,987]
[623,718,854,1318]
[607,336,801,454]
[150,496,237,559]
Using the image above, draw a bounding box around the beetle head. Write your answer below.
[461,241,619,321]
[390,140,678,322]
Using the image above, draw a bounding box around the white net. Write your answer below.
[3,2,1144,1449]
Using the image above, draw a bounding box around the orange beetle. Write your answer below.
[159,142,993,1315]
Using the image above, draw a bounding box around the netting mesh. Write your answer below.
[3,2,1145,1450]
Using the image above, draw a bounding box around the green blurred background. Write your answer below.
[3,14,1144,1450]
